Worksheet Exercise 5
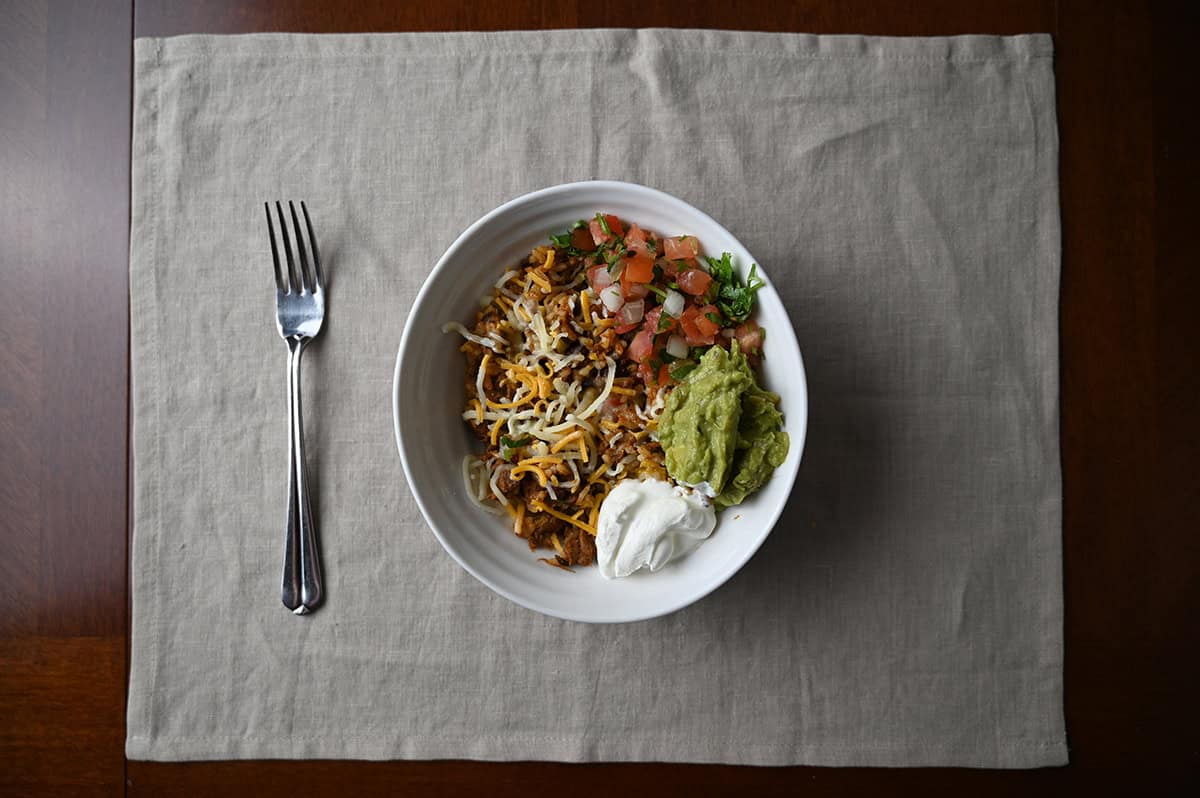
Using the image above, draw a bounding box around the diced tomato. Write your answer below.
[664,235,700,260]
[628,327,656,363]
[678,306,713,346]
[622,252,654,283]
[623,224,652,257]
[589,214,624,246]
[643,305,675,334]
[658,258,679,278]
[735,320,764,354]
[657,364,673,387]
[571,226,596,251]
[694,304,722,338]
[622,280,650,300]
[614,321,640,334]
[676,268,712,296]
[637,361,656,385]
[678,306,700,336]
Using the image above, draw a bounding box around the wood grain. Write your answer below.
[0,0,1195,795]
[1,1,131,796]
[0,0,131,638]
[0,637,126,796]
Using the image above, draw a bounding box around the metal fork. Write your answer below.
[266,201,325,614]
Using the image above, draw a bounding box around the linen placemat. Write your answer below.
[127,30,1065,767]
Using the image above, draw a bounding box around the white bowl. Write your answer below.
[393,181,807,623]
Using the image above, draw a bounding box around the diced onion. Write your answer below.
[600,285,624,312]
[591,268,613,289]
[666,335,688,359]
[663,289,685,317]
[618,299,644,326]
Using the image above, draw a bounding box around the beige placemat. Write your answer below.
[127,30,1065,766]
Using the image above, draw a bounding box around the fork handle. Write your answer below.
[282,336,323,614]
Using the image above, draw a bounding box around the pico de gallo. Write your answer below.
[551,213,767,391]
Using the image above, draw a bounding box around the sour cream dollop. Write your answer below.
[595,479,717,579]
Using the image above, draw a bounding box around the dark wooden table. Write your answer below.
[2,1,1196,795]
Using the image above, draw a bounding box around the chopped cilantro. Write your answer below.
[660,351,678,363]
[646,284,668,300]
[602,248,628,275]
[499,435,531,461]
[705,251,734,283]
[595,213,612,235]
[656,312,675,332]
[705,312,722,325]
[704,253,765,323]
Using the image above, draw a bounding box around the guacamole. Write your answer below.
[658,343,789,509]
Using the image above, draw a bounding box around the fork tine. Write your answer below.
[275,201,300,294]
[265,202,284,292]
[288,201,314,293]
[300,201,323,292]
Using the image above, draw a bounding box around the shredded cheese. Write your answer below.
[550,430,583,453]
[510,463,548,486]
[487,464,511,507]
[575,357,616,420]
[443,321,503,351]
[517,455,564,468]
[579,290,591,326]
[485,390,536,411]
[529,499,597,535]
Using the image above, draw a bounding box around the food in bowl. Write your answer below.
[444,212,788,576]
